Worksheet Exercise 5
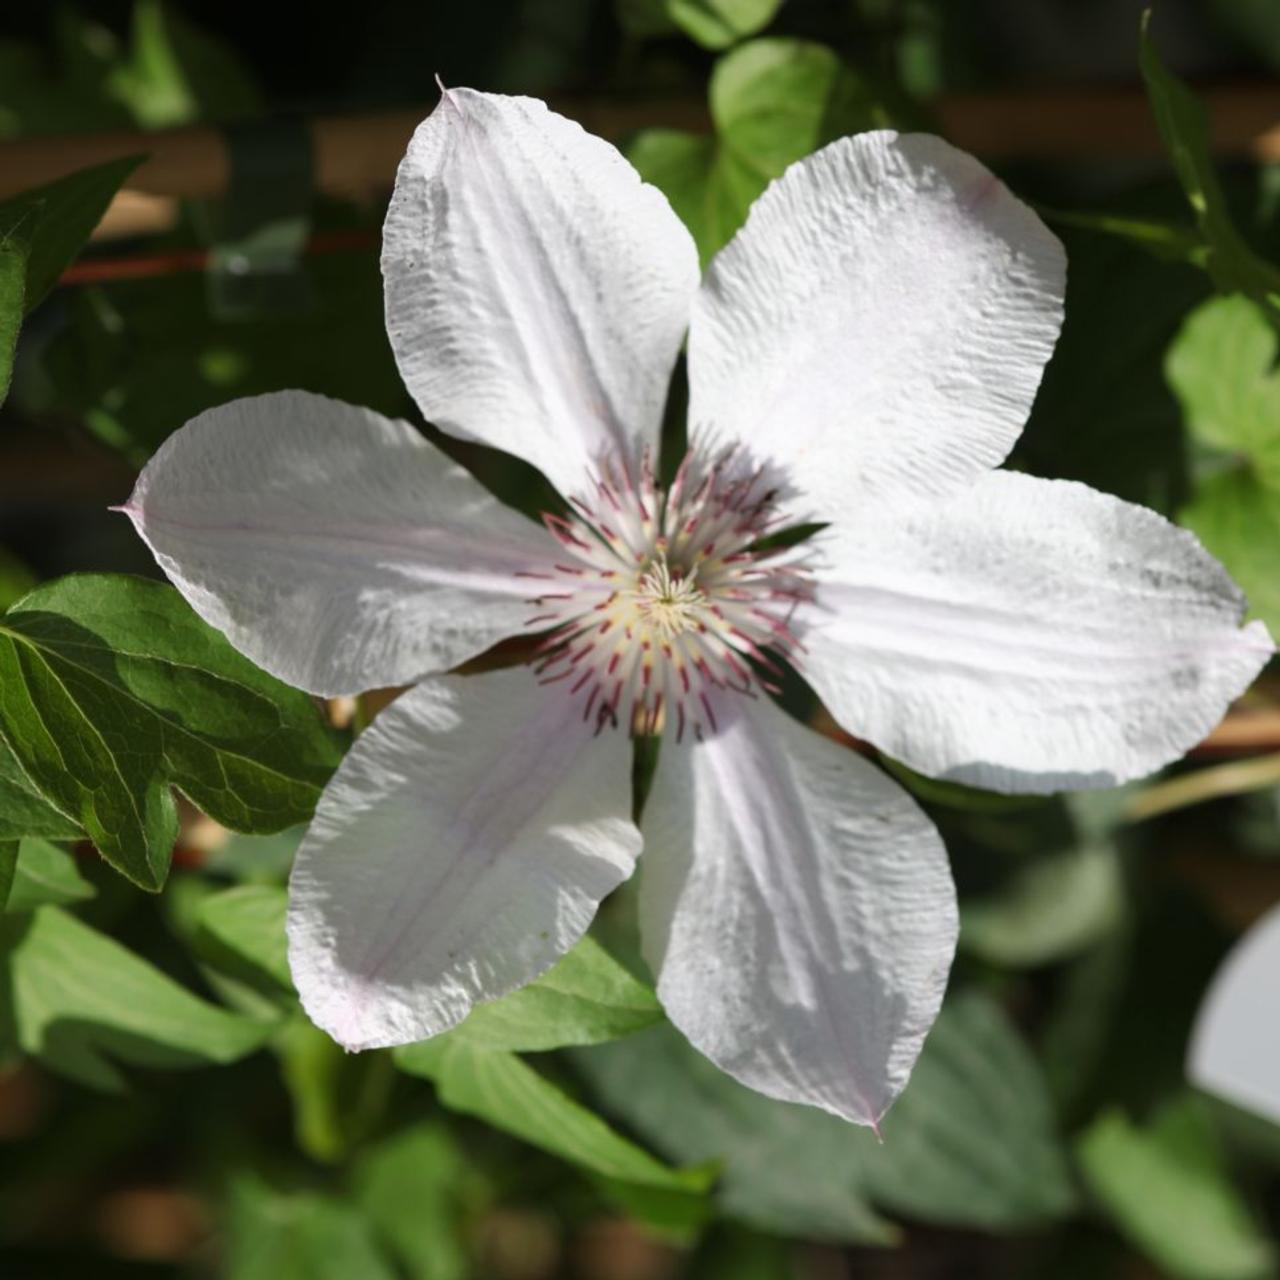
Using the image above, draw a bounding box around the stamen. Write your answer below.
[525,447,815,736]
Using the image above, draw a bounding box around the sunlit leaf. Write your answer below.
[0,904,271,1090]
[395,1038,713,1225]
[448,935,662,1051]
[1077,1095,1275,1280]
[197,884,291,989]
[109,0,261,128]
[0,575,339,890]
[1180,468,1280,633]
[1168,294,1280,488]
[667,0,783,49]
[629,38,891,263]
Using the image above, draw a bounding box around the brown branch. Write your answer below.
[0,83,1277,244]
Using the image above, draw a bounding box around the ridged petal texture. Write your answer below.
[689,130,1065,523]
[639,694,957,1127]
[800,472,1274,793]
[124,391,558,698]
[288,669,641,1051]
[383,88,700,500]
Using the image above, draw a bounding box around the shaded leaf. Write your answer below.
[225,1175,395,1280]
[864,994,1076,1228]
[960,843,1125,967]
[0,904,270,1090]
[41,240,402,463]
[0,575,339,890]
[573,1021,897,1244]
[1014,222,1204,514]
[275,1014,352,1164]
[1077,1095,1274,1280]
[0,841,13,912]
[0,201,29,405]
[1139,12,1280,313]
[0,155,144,316]
[574,992,1074,1238]
[354,1123,486,1280]
[0,734,83,843]
[3,838,95,913]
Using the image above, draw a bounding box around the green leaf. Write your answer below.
[0,574,339,890]
[395,1039,713,1211]
[667,0,782,49]
[1139,11,1280,313]
[0,154,142,408]
[960,843,1125,967]
[448,935,662,1051]
[627,132,755,269]
[196,884,291,989]
[615,0,680,38]
[574,991,1075,1238]
[1014,221,1207,515]
[109,0,261,129]
[225,1176,396,1280]
[1168,294,1280,489]
[864,993,1076,1227]
[0,547,36,612]
[629,38,891,264]
[1180,468,1280,633]
[3,838,95,913]
[573,1022,897,1243]
[275,1014,352,1163]
[0,733,83,843]
[0,840,14,911]
[41,240,403,463]
[1077,1096,1275,1280]
[0,155,144,316]
[711,38,887,178]
[354,1123,486,1280]
[0,904,271,1089]
[0,203,30,405]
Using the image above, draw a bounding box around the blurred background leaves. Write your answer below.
[0,2,1278,1279]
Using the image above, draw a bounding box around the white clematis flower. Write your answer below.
[120,88,1274,1128]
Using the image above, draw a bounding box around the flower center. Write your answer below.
[523,447,812,739]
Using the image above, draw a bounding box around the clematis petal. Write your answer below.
[288,668,641,1050]
[123,390,560,698]
[688,131,1064,522]
[639,694,957,1127]
[800,471,1275,794]
[1188,903,1280,1125]
[383,88,699,500]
